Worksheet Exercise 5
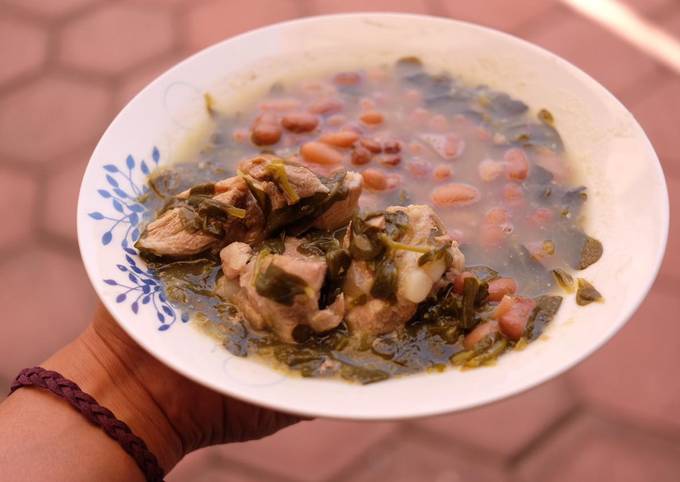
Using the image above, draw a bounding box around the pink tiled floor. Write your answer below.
[0,1,678,481]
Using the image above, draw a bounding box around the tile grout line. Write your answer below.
[588,404,680,446]
[506,403,584,470]
[397,420,508,466]
[326,424,414,482]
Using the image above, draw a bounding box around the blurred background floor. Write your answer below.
[0,1,678,481]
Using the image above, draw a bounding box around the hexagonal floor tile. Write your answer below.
[0,167,37,251]
[0,247,96,381]
[516,413,680,482]
[414,378,574,459]
[184,0,304,52]
[568,286,680,431]
[662,5,680,33]
[4,0,97,18]
[347,436,508,482]
[0,74,111,164]
[43,152,90,244]
[0,15,48,87]
[58,3,174,76]
[215,419,397,482]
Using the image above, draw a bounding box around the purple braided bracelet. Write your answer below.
[10,367,165,482]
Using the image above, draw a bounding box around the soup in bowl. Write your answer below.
[78,14,668,419]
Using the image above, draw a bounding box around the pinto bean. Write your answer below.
[351,146,372,165]
[406,159,431,178]
[382,139,402,153]
[431,183,481,207]
[478,159,504,182]
[281,112,319,133]
[319,131,359,148]
[334,71,362,85]
[360,137,382,153]
[308,98,344,115]
[300,141,343,165]
[498,297,536,340]
[433,165,453,181]
[360,111,384,125]
[251,113,282,145]
[488,278,518,301]
[379,154,401,167]
[484,206,510,224]
[463,320,500,350]
[362,168,388,190]
[504,147,529,180]
[503,182,524,206]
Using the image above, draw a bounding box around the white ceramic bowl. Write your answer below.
[77,14,669,420]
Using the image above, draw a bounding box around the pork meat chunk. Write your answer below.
[216,238,344,342]
[135,206,218,257]
[344,204,464,337]
[312,171,363,231]
[238,155,329,210]
[219,241,252,279]
[136,176,264,258]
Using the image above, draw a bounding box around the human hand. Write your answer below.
[44,304,302,472]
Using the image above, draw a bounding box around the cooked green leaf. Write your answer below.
[461,276,480,330]
[370,258,399,302]
[577,235,603,270]
[189,183,215,196]
[576,278,603,306]
[418,244,453,268]
[552,268,574,292]
[526,295,563,340]
[255,262,309,306]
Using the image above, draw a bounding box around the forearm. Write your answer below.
[0,310,184,481]
[0,304,299,482]
[0,386,144,482]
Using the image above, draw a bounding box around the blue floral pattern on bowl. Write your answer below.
[88,147,188,331]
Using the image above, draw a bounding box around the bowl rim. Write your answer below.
[77,12,670,420]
